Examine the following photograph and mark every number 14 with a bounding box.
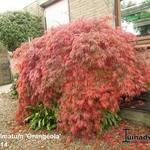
[1,142,8,148]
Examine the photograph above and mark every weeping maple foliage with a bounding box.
[13,18,150,139]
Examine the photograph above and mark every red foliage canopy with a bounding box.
[13,18,150,139]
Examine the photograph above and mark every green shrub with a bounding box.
[0,11,44,51]
[101,110,121,131]
[25,103,57,131]
[10,74,18,99]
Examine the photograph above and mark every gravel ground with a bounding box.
[0,93,108,150]
[0,93,149,150]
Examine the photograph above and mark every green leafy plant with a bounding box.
[0,11,43,51]
[101,110,121,131]
[25,103,57,131]
[10,74,18,99]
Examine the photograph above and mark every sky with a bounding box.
[0,0,145,13]
[0,0,36,13]
[124,0,144,2]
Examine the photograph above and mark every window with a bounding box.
[44,0,69,29]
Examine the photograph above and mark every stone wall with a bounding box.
[0,53,12,86]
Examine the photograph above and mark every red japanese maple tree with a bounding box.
[13,18,150,139]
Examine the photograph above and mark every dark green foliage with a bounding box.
[101,110,121,131]
[25,103,57,131]
[10,74,18,99]
[0,11,44,51]
[137,25,150,36]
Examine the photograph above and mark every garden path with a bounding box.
[0,84,12,94]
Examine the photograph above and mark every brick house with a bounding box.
[38,0,115,29]
[23,0,118,30]
[23,1,43,17]
[24,0,149,48]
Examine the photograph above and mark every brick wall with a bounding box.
[69,0,114,23]
[23,1,44,17]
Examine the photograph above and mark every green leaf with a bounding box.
[25,103,57,132]
[26,105,34,110]
[46,123,51,131]
[24,114,34,123]
[38,119,42,129]
[42,118,45,127]
[30,120,38,130]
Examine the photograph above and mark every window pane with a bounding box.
[121,0,150,36]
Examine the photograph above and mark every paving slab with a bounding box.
[0,83,12,94]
